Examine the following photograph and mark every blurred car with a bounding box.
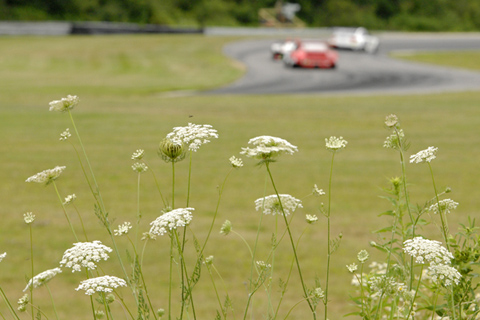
[283,41,338,68]
[270,39,297,59]
[328,27,379,53]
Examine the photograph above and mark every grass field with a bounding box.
[1,34,480,319]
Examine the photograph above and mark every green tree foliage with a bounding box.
[1,0,480,31]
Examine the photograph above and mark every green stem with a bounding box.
[72,203,89,241]
[52,181,79,241]
[29,223,34,320]
[173,230,196,320]
[168,237,173,320]
[324,152,335,320]
[172,162,175,209]
[428,163,450,250]
[0,286,21,320]
[45,284,59,320]
[206,264,225,319]
[146,162,166,207]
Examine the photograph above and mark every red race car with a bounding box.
[283,41,338,69]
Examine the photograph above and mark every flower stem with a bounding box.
[0,286,20,320]
[45,284,59,320]
[428,163,450,250]
[52,181,79,241]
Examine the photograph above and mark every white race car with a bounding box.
[328,27,379,53]
[270,39,297,59]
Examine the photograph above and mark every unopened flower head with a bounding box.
[60,240,112,272]
[385,114,399,128]
[325,136,348,152]
[114,222,132,236]
[313,184,325,197]
[0,252,6,262]
[131,149,145,160]
[383,129,405,150]
[410,146,438,164]
[141,232,157,241]
[403,237,453,265]
[314,287,325,299]
[240,135,298,161]
[427,264,461,286]
[158,138,185,163]
[167,123,218,152]
[95,311,105,319]
[347,263,358,273]
[23,212,35,224]
[149,208,194,236]
[428,199,458,215]
[204,255,214,265]
[59,128,71,141]
[49,95,79,112]
[255,194,303,216]
[23,268,62,292]
[229,156,243,168]
[26,166,66,185]
[76,275,127,295]
[63,194,77,205]
[132,162,148,173]
[17,294,29,312]
[220,220,232,235]
[256,260,272,270]
[357,250,370,263]
[306,214,318,224]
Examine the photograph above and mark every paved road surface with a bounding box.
[207,33,480,95]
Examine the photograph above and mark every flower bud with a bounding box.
[158,138,185,163]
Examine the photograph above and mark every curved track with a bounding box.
[207,34,480,95]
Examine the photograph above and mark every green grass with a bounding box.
[392,50,480,71]
[1,34,480,319]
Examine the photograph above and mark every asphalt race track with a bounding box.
[207,33,480,95]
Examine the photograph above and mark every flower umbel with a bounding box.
[229,156,243,168]
[383,129,405,150]
[220,220,232,235]
[428,199,459,215]
[60,240,113,272]
[23,212,35,224]
[306,214,318,224]
[167,123,218,152]
[313,184,325,196]
[255,194,303,216]
[114,222,132,236]
[427,264,461,286]
[385,114,399,128]
[347,263,358,273]
[0,252,6,262]
[149,208,194,236]
[357,250,370,263]
[59,128,71,141]
[410,146,438,164]
[240,135,298,162]
[403,237,453,265]
[23,268,62,292]
[25,166,66,185]
[63,194,77,205]
[325,136,348,152]
[158,138,185,163]
[132,162,148,173]
[76,275,127,295]
[17,294,29,312]
[131,149,145,160]
[48,95,79,112]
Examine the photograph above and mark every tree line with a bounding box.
[2,0,480,31]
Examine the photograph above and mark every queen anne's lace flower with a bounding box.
[357,250,370,263]
[131,149,145,160]
[17,294,29,312]
[347,263,358,273]
[312,184,325,196]
[63,194,76,205]
[306,214,318,224]
[220,220,232,235]
[325,136,348,152]
[49,95,79,112]
[167,123,218,152]
[385,114,399,128]
[403,237,453,265]
[149,208,194,236]
[26,166,66,185]
[428,199,459,215]
[60,241,112,272]
[23,268,62,292]
[114,222,132,236]
[229,156,243,168]
[0,252,6,262]
[59,128,71,141]
[76,276,127,295]
[240,136,298,160]
[427,264,461,286]
[23,212,35,224]
[255,194,303,216]
[383,129,405,149]
[410,146,438,164]
[132,162,148,173]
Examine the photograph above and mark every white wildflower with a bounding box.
[314,287,325,299]
[229,156,243,168]
[149,208,194,236]
[60,241,112,272]
[347,263,358,273]
[131,149,145,160]
[59,128,71,141]
[357,250,370,263]
[240,135,298,160]
[403,237,453,265]
[63,194,77,205]
[23,212,35,224]
[0,252,6,262]
[385,114,399,128]
[306,214,318,224]
[220,220,232,235]
[132,162,148,173]
[313,184,325,196]
[325,136,348,152]
[76,276,127,295]
[410,146,438,164]
[427,264,462,286]
[256,261,272,269]
[23,268,62,291]
[255,194,303,216]
[49,95,79,112]
[114,222,132,236]
[26,166,66,185]
[167,123,218,152]
[17,294,29,312]
[428,199,458,215]
[383,129,405,149]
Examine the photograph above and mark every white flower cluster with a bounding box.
[76,275,127,295]
[383,129,405,149]
[23,268,62,292]
[255,194,303,216]
[60,241,112,272]
[240,135,298,160]
[306,214,318,224]
[25,166,66,184]
[427,264,462,286]
[0,252,6,262]
[167,123,218,152]
[63,194,77,205]
[410,146,438,164]
[403,237,453,265]
[49,95,79,112]
[59,128,71,141]
[325,136,348,152]
[114,222,132,236]
[428,199,459,215]
[23,212,35,224]
[149,208,194,236]
[229,156,243,168]
[132,162,148,173]
[312,184,325,196]
[131,149,145,160]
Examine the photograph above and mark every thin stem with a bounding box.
[45,284,59,320]
[72,203,89,241]
[145,162,166,207]
[0,286,21,320]
[29,223,34,320]
[324,152,335,320]
[428,163,450,250]
[172,162,175,209]
[52,181,79,241]
[168,238,173,320]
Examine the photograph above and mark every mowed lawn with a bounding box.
[1,34,480,319]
